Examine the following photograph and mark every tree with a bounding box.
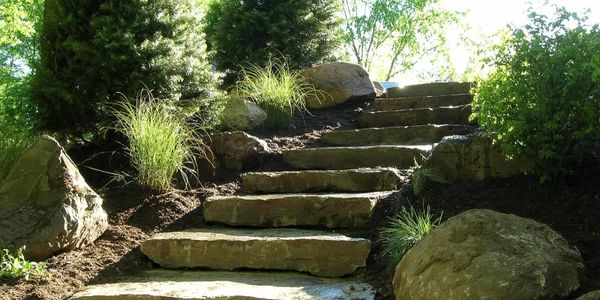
[342,0,459,80]
[0,0,44,181]
[32,0,220,136]
[203,0,342,83]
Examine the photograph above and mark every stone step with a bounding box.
[70,270,375,300]
[282,145,431,170]
[204,191,393,228]
[386,82,471,98]
[320,125,473,146]
[141,229,371,277]
[371,94,472,111]
[243,168,402,193]
[358,105,472,127]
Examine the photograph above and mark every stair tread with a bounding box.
[70,270,375,300]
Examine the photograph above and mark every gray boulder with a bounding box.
[393,209,583,300]
[220,96,267,130]
[301,62,376,109]
[0,135,108,260]
[205,131,270,171]
[424,134,534,181]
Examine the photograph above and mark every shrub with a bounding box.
[472,7,600,181]
[203,0,341,82]
[379,205,442,267]
[236,61,314,128]
[33,0,220,136]
[0,248,47,280]
[112,90,204,191]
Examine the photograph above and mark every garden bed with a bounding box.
[1,99,598,300]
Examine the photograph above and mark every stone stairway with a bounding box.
[71,82,474,300]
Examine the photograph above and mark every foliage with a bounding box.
[0,0,42,182]
[112,90,205,191]
[203,0,342,83]
[33,0,220,137]
[236,61,315,128]
[342,0,460,80]
[0,248,47,280]
[472,7,600,181]
[379,205,442,266]
[410,158,446,196]
[0,0,44,75]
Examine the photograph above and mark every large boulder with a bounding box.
[205,131,270,171]
[220,96,267,130]
[301,62,376,109]
[577,291,600,300]
[393,209,583,300]
[0,135,108,260]
[424,134,534,181]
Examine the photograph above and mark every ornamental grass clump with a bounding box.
[410,158,447,196]
[237,61,315,128]
[112,90,202,191]
[379,205,442,267]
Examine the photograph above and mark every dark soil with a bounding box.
[2,98,599,299]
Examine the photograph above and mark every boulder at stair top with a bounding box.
[302,62,376,109]
[220,96,267,131]
[423,133,534,182]
[0,135,108,260]
[393,209,583,300]
[206,131,271,171]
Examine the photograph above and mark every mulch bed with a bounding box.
[2,98,598,299]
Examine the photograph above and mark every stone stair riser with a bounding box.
[204,192,392,228]
[320,125,473,146]
[371,94,472,111]
[141,229,371,277]
[386,82,471,98]
[243,168,402,193]
[283,146,430,170]
[358,106,472,127]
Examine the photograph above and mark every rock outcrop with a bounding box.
[301,62,376,108]
[424,134,534,181]
[220,96,267,130]
[205,131,270,171]
[0,135,108,260]
[393,209,583,300]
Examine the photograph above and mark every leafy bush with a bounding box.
[236,61,314,128]
[203,0,341,82]
[112,90,204,191]
[472,7,600,180]
[1,248,47,280]
[33,0,220,136]
[379,205,442,267]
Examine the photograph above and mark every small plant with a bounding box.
[379,205,442,267]
[236,61,315,128]
[410,158,447,196]
[0,248,47,280]
[112,90,204,191]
